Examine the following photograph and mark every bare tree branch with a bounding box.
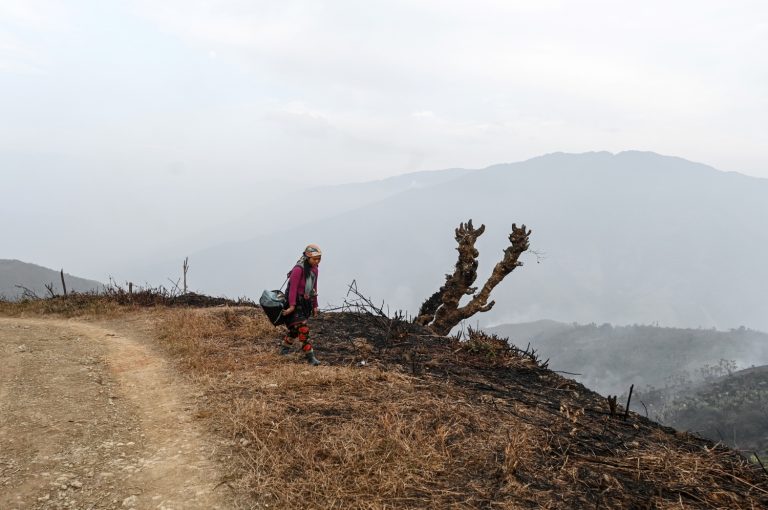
[14,285,40,300]
[415,219,532,335]
[167,278,182,296]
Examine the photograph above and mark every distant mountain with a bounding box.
[141,151,768,332]
[187,167,475,246]
[486,320,768,397]
[0,260,104,299]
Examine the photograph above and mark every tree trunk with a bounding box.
[60,269,68,298]
[415,220,531,335]
[183,257,189,294]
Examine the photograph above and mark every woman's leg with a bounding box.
[281,322,319,364]
[280,324,297,354]
[296,323,320,365]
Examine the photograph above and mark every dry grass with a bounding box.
[155,309,554,509]
[222,376,545,509]
[0,293,130,318]
[0,290,251,319]
[4,295,767,509]
[154,308,768,509]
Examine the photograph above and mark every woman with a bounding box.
[280,244,322,365]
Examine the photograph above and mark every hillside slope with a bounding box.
[2,295,766,508]
[0,259,103,299]
[160,308,768,508]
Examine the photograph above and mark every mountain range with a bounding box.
[138,151,767,332]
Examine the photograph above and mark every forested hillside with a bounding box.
[486,321,768,397]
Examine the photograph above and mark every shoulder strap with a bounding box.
[281,263,304,292]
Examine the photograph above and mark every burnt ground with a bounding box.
[308,312,768,508]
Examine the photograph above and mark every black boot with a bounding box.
[306,350,321,366]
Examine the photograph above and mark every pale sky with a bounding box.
[2,0,767,275]
[3,1,768,180]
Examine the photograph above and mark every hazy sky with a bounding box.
[3,1,767,181]
[2,1,767,276]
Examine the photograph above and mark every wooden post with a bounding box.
[60,269,68,297]
[623,384,634,421]
[128,282,133,295]
[183,257,189,294]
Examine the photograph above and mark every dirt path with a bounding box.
[0,317,233,510]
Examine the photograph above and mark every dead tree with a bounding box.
[624,384,634,421]
[60,269,68,297]
[415,220,531,335]
[607,395,618,417]
[182,257,189,294]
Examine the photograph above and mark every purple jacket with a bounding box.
[287,264,319,308]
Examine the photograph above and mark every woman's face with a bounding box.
[308,255,321,267]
